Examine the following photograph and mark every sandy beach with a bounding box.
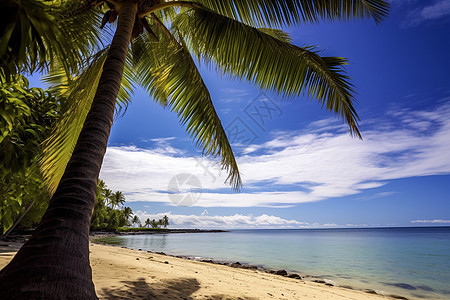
[0,241,399,300]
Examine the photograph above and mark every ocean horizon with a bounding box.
[101,226,450,299]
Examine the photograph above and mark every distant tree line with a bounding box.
[143,215,169,228]
[90,180,133,231]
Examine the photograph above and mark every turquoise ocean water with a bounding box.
[104,227,450,299]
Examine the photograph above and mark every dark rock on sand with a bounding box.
[313,280,326,284]
[365,289,378,294]
[340,285,354,290]
[389,295,409,300]
[276,270,288,276]
[241,265,258,270]
[288,274,302,279]
[325,283,334,287]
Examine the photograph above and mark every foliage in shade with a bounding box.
[0,74,58,233]
[0,0,101,79]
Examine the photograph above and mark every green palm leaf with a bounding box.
[132,16,241,189]
[193,0,389,26]
[257,28,292,43]
[174,8,361,137]
[0,0,101,78]
[40,49,134,193]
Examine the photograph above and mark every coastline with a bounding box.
[1,236,407,299]
[93,238,411,300]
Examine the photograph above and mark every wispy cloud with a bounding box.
[101,102,450,207]
[141,136,184,155]
[149,137,176,143]
[411,219,450,224]
[218,88,249,103]
[400,0,450,27]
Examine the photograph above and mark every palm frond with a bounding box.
[115,52,136,116]
[131,17,241,189]
[40,49,108,193]
[40,47,135,193]
[174,8,361,138]
[257,28,291,43]
[193,0,389,26]
[0,0,102,78]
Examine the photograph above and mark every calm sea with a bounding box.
[102,227,450,299]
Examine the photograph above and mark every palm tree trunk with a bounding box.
[0,3,137,299]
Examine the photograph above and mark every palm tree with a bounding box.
[0,0,99,80]
[109,190,125,209]
[161,215,169,228]
[144,218,151,228]
[0,0,389,298]
[103,188,113,207]
[123,206,133,225]
[131,215,141,227]
[150,219,159,229]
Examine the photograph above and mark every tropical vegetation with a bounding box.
[0,0,389,298]
[0,74,59,236]
[90,180,133,231]
[143,215,169,228]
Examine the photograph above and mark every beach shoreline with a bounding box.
[0,235,409,300]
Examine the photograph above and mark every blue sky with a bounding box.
[48,1,450,228]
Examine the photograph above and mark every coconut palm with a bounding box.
[109,190,125,209]
[123,206,133,225]
[102,187,111,204]
[0,0,100,80]
[144,218,151,228]
[131,215,141,227]
[150,219,159,229]
[0,0,389,298]
[161,215,169,228]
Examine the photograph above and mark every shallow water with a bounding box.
[102,227,450,299]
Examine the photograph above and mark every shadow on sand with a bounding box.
[99,277,258,300]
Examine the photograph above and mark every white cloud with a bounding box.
[411,219,450,224]
[134,211,312,229]
[100,102,450,207]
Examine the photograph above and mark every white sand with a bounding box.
[0,242,395,299]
